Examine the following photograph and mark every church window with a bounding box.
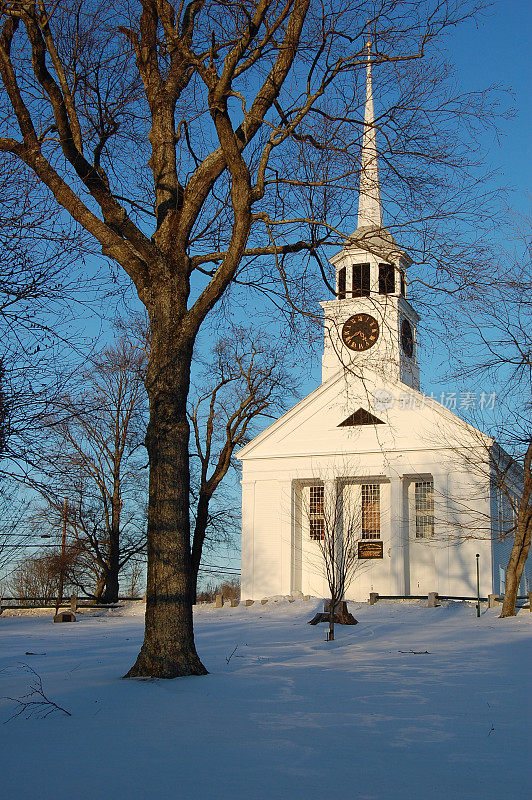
[415,481,434,538]
[379,263,395,295]
[400,270,406,296]
[352,263,370,297]
[361,484,380,539]
[309,485,325,540]
[310,518,325,541]
[337,267,346,300]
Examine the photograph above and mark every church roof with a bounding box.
[344,224,409,262]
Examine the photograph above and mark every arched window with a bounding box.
[379,263,395,294]
[352,263,370,297]
[337,267,346,300]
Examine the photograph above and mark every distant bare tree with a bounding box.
[196,578,240,603]
[455,231,532,617]
[32,335,148,603]
[423,221,531,616]
[6,547,78,605]
[120,559,145,598]
[189,326,298,600]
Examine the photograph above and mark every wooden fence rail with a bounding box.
[0,595,144,611]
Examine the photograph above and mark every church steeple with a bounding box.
[358,38,383,230]
[321,34,420,392]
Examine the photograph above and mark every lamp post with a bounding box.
[476,553,481,618]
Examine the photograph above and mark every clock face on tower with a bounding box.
[341,314,380,352]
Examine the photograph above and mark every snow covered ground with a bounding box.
[0,599,530,800]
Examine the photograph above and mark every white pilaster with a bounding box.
[240,481,255,599]
[279,480,293,595]
[389,475,407,595]
[432,473,445,594]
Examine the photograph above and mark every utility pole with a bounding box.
[55,499,68,615]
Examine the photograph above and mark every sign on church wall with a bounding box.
[358,541,384,559]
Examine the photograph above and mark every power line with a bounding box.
[200,561,240,571]
[198,568,240,576]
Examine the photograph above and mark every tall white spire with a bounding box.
[357,37,383,229]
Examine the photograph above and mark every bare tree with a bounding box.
[6,547,78,605]
[450,232,532,617]
[492,439,531,617]
[31,335,148,603]
[189,325,298,600]
[196,577,240,603]
[121,559,145,597]
[300,477,367,641]
[0,157,88,348]
[0,1,503,677]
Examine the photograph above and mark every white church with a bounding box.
[238,44,526,603]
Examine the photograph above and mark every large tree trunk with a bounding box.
[125,313,207,678]
[500,441,532,618]
[500,518,531,617]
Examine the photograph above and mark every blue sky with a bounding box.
[448,0,531,216]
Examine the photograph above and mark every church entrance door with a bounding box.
[409,540,436,595]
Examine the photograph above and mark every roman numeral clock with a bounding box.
[341,313,380,352]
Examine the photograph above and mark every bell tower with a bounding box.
[321,39,420,390]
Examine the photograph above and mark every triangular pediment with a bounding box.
[236,366,492,461]
[338,408,384,427]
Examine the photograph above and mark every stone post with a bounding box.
[427,591,439,608]
[488,593,499,609]
[215,594,223,608]
[70,594,77,613]
[369,592,379,605]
